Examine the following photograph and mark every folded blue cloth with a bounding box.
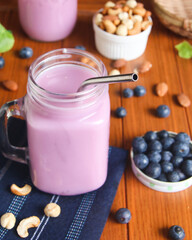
[0,119,128,240]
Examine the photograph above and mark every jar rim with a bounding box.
[28,48,107,102]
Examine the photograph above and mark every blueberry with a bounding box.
[133,153,149,169]
[157,130,169,139]
[134,85,146,97]
[175,132,190,143]
[181,159,192,177]
[174,169,186,181]
[19,47,33,59]
[147,151,161,163]
[156,105,170,118]
[168,225,185,240]
[148,140,162,152]
[161,161,173,173]
[115,107,127,118]
[145,162,161,179]
[123,88,134,98]
[144,131,158,142]
[115,208,131,224]
[157,173,168,182]
[0,56,5,69]
[167,171,180,182]
[172,142,190,157]
[184,152,192,160]
[75,45,86,50]
[132,137,147,153]
[161,137,175,150]
[171,156,183,168]
[161,151,173,161]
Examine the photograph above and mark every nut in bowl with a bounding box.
[93,0,152,60]
[130,131,192,192]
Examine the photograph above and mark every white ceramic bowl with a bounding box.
[93,13,152,60]
[130,131,192,193]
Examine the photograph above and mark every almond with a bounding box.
[177,93,191,107]
[2,80,18,91]
[103,15,119,22]
[112,59,127,68]
[156,82,168,97]
[138,61,152,73]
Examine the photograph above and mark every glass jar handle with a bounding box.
[0,97,28,164]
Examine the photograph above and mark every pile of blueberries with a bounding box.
[132,130,192,182]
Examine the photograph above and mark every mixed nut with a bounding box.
[0,183,61,238]
[95,0,152,36]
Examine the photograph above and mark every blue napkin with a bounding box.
[0,118,128,240]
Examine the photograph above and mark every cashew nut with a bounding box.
[116,24,128,36]
[44,203,61,218]
[17,216,40,238]
[10,184,32,196]
[105,1,115,8]
[103,20,117,34]
[108,8,122,16]
[141,20,152,31]
[133,7,146,17]
[109,69,121,76]
[95,13,103,25]
[0,213,16,230]
[128,21,141,35]
[126,0,137,9]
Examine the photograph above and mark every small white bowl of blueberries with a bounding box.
[130,130,192,192]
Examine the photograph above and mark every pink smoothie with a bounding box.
[18,0,77,42]
[25,64,110,195]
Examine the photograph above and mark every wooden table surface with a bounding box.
[0,0,192,239]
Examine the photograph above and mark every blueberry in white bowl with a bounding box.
[130,131,192,192]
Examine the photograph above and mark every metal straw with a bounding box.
[77,73,138,92]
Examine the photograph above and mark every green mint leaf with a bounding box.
[0,23,15,53]
[175,41,192,59]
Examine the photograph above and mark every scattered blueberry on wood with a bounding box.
[156,105,170,118]
[115,208,131,224]
[168,225,185,240]
[134,85,146,97]
[123,88,134,98]
[19,47,33,59]
[115,107,127,118]
[75,45,86,50]
[0,56,5,69]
